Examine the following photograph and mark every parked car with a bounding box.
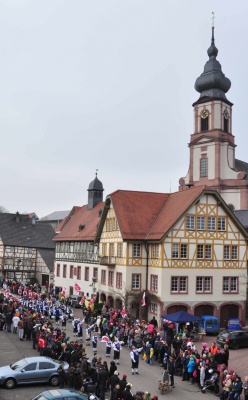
[68,295,82,308]
[32,389,90,400]
[227,318,242,330]
[217,330,248,349]
[0,356,69,389]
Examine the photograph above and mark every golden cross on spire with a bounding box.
[212,12,215,28]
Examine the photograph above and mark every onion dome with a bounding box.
[194,27,231,102]
[88,173,104,191]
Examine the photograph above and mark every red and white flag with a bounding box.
[121,308,127,318]
[141,291,146,307]
[74,283,82,292]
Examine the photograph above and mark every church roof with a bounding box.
[194,27,231,104]
[235,159,248,181]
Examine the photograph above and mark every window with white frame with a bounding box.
[57,264,60,277]
[218,217,226,231]
[197,216,206,230]
[171,276,187,293]
[132,274,141,290]
[151,244,159,259]
[223,277,238,293]
[85,267,89,281]
[117,243,123,258]
[196,277,212,293]
[205,245,212,259]
[77,266,81,280]
[231,246,238,260]
[133,244,141,258]
[109,243,115,257]
[197,245,204,259]
[150,303,158,314]
[186,215,195,230]
[181,244,188,259]
[93,267,98,282]
[108,271,114,286]
[63,265,67,278]
[197,244,212,259]
[172,244,179,259]
[116,272,122,289]
[207,216,216,231]
[150,275,158,292]
[101,270,106,285]
[224,245,238,260]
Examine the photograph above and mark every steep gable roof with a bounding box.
[0,213,56,248]
[110,190,169,240]
[147,186,205,239]
[54,202,104,241]
[96,186,248,242]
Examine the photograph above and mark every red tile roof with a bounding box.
[110,190,169,240]
[109,186,213,240]
[54,202,103,241]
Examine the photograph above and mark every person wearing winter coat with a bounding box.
[168,355,175,388]
[111,383,121,400]
[221,375,233,400]
[119,374,128,396]
[187,357,196,384]
[122,383,134,400]
[242,376,248,400]
[229,376,243,400]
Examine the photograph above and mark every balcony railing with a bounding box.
[99,256,116,267]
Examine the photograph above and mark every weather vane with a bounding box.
[95,168,99,177]
[212,12,215,28]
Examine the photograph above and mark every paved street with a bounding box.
[0,309,247,400]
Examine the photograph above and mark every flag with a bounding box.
[121,308,127,318]
[80,295,86,305]
[141,291,146,306]
[74,283,82,292]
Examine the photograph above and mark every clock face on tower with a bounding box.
[201,109,209,119]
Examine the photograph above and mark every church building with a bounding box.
[179,25,248,211]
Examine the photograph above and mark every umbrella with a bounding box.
[101,336,110,342]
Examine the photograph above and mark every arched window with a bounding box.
[223,109,229,133]
[201,110,209,132]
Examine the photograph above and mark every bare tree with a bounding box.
[0,206,8,213]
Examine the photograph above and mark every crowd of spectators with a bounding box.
[0,279,248,400]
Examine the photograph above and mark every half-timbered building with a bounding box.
[53,174,104,297]
[95,187,248,327]
[0,212,55,285]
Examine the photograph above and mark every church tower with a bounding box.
[87,173,104,210]
[179,25,248,210]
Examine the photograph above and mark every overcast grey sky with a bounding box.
[0,0,248,217]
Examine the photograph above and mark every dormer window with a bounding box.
[223,109,229,133]
[201,109,209,132]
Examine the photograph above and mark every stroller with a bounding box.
[201,371,219,394]
[158,369,171,395]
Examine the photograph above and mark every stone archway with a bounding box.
[115,298,122,309]
[220,304,239,328]
[108,295,114,308]
[167,304,188,314]
[100,292,106,302]
[194,304,214,317]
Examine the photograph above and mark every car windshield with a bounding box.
[10,359,28,370]
[32,396,48,400]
